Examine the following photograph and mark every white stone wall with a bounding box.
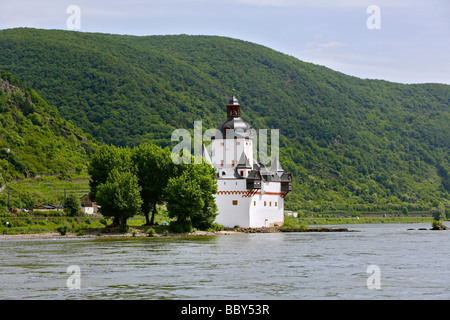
[214,179,284,228]
[214,178,250,227]
[248,181,284,227]
[81,206,94,215]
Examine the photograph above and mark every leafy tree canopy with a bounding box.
[95,168,142,227]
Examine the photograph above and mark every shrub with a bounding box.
[11,220,27,227]
[36,219,47,225]
[431,204,446,221]
[207,223,224,232]
[64,194,81,217]
[169,220,193,233]
[56,225,68,235]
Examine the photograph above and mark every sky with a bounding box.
[0,0,449,85]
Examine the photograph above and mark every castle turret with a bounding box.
[211,95,254,172]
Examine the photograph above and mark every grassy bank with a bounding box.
[283,214,434,229]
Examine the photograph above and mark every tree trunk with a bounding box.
[144,211,150,226]
[142,203,151,225]
[150,202,157,225]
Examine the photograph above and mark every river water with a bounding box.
[0,223,449,300]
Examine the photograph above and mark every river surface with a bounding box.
[1,223,449,300]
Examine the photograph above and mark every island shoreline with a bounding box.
[0,225,354,240]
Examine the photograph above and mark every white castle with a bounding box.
[203,95,292,228]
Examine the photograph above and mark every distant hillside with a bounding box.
[0,71,96,184]
[0,28,448,212]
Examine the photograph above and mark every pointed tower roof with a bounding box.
[270,156,284,172]
[236,152,252,168]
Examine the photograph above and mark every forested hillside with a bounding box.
[0,71,96,186]
[0,28,448,213]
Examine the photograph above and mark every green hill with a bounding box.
[0,71,96,207]
[0,28,448,213]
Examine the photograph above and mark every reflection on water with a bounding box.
[0,223,449,299]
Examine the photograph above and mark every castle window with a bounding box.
[231,160,235,167]
[254,201,256,206]
[275,202,278,207]
[269,202,272,206]
[240,170,244,176]
[232,200,238,205]
[220,160,224,167]
[264,201,266,206]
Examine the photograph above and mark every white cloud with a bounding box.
[301,41,345,53]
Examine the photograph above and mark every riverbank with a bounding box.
[0,225,357,240]
[1,215,443,240]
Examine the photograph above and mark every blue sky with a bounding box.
[1,0,449,84]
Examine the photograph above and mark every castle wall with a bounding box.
[214,178,250,227]
[248,181,284,227]
[214,179,285,228]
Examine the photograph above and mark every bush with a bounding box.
[147,227,156,236]
[431,220,447,230]
[431,203,446,221]
[56,225,68,235]
[11,220,27,227]
[169,220,193,233]
[65,194,81,217]
[207,223,224,232]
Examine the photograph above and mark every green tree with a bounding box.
[64,194,80,217]
[95,169,142,228]
[164,160,218,232]
[431,203,446,221]
[88,144,133,202]
[188,161,219,230]
[164,171,204,232]
[131,143,175,225]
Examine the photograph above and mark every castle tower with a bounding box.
[211,95,254,177]
[209,95,292,228]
